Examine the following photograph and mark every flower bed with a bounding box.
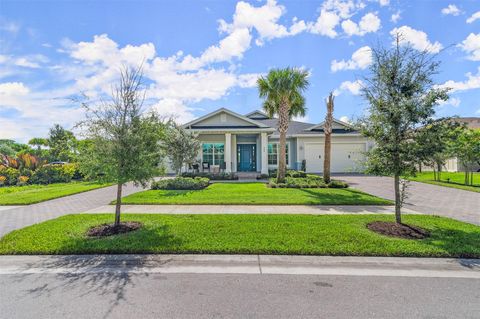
[151,177,210,190]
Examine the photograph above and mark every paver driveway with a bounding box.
[340,175,480,225]
[0,183,146,237]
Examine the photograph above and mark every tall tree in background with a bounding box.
[258,67,309,183]
[47,124,78,162]
[361,36,449,224]
[78,65,165,229]
[450,128,480,186]
[323,92,334,184]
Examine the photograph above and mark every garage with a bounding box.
[304,142,366,173]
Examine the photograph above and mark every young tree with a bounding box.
[361,36,449,224]
[450,128,480,185]
[163,122,201,175]
[323,92,334,184]
[78,65,165,228]
[258,67,309,183]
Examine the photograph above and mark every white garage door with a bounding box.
[305,143,366,173]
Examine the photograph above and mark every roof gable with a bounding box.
[245,110,270,120]
[183,108,269,129]
[305,118,354,131]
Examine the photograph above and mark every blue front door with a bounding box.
[237,144,256,172]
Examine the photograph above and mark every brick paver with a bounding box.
[340,175,480,225]
[0,183,145,237]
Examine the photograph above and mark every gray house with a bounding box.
[181,108,372,174]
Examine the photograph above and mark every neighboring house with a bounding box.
[179,108,372,174]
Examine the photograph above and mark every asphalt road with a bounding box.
[1,272,479,319]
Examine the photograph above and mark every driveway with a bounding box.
[340,175,480,225]
[0,183,146,237]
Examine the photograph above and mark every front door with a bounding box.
[237,144,256,171]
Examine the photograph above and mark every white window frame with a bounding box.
[268,142,290,168]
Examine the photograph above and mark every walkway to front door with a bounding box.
[237,144,256,172]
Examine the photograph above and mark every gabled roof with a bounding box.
[305,118,354,131]
[245,110,270,120]
[183,107,270,129]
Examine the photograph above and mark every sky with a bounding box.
[1,0,479,142]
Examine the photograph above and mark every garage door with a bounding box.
[305,143,366,173]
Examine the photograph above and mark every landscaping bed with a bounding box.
[407,172,480,193]
[1,214,479,257]
[0,182,110,205]
[119,182,391,205]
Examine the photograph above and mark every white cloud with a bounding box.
[0,54,49,69]
[391,11,401,23]
[0,18,20,34]
[341,12,381,36]
[339,79,363,95]
[321,0,359,19]
[438,97,461,108]
[149,98,197,124]
[378,0,389,6]
[308,9,340,38]
[466,11,480,23]
[391,26,443,53]
[458,33,480,61]
[339,115,351,123]
[237,73,262,88]
[441,4,461,16]
[331,46,372,72]
[438,67,480,93]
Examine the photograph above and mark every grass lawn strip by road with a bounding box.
[0,182,111,205]
[1,214,478,258]
[120,183,391,205]
[407,172,480,193]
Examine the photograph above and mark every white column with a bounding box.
[225,133,232,172]
[231,134,237,172]
[261,132,268,174]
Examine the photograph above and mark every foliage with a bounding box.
[269,169,307,178]
[181,171,238,180]
[0,139,32,156]
[30,164,76,184]
[360,36,449,223]
[77,65,165,226]
[163,122,201,175]
[0,167,20,186]
[17,176,29,186]
[258,67,310,183]
[0,176,6,186]
[151,177,209,190]
[47,124,78,162]
[268,174,348,188]
[327,180,349,188]
[449,128,480,186]
[3,214,479,257]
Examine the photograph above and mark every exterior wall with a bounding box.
[193,112,255,127]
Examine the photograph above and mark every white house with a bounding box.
[180,108,372,174]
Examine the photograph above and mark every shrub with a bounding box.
[17,175,29,186]
[0,167,20,186]
[30,164,75,184]
[328,180,349,188]
[151,177,210,190]
[181,172,238,180]
[0,176,6,186]
[256,174,270,180]
[269,169,307,178]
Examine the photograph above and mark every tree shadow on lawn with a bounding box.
[12,225,182,319]
[420,226,480,259]
[298,188,388,205]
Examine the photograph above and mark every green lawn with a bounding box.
[407,172,480,193]
[0,182,111,205]
[120,183,392,205]
[1,214,479,257]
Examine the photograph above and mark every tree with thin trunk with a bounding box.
[78,65,165,228]
[360,35,449,224]
[257,67,309,183]
[323,92,334,184]
[163,122,201,175]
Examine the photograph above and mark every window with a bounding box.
[268,143,289,165]
[202,143,224,165]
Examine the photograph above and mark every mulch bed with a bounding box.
[87,221,143,237]
[367,221,430,239]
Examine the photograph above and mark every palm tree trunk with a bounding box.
[277,101,289,183]
[323,93,334,184]
[114,182,122,226]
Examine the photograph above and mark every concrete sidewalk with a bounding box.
[1,254,478,278]
[84,204,418,215]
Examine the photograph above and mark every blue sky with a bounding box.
[1,0,479,142]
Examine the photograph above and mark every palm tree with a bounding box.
[257,67,309,183]
[323,92,334,184]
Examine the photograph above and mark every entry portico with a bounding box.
[183,108,275,174]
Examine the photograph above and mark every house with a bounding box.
[180,108,372,174]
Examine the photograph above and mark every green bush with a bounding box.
[0,167,20,186]
[328,180,349,188]
[181,172,238,180]
[30,164,75,184]
[151,177,210,190]
[269,169,307,178]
